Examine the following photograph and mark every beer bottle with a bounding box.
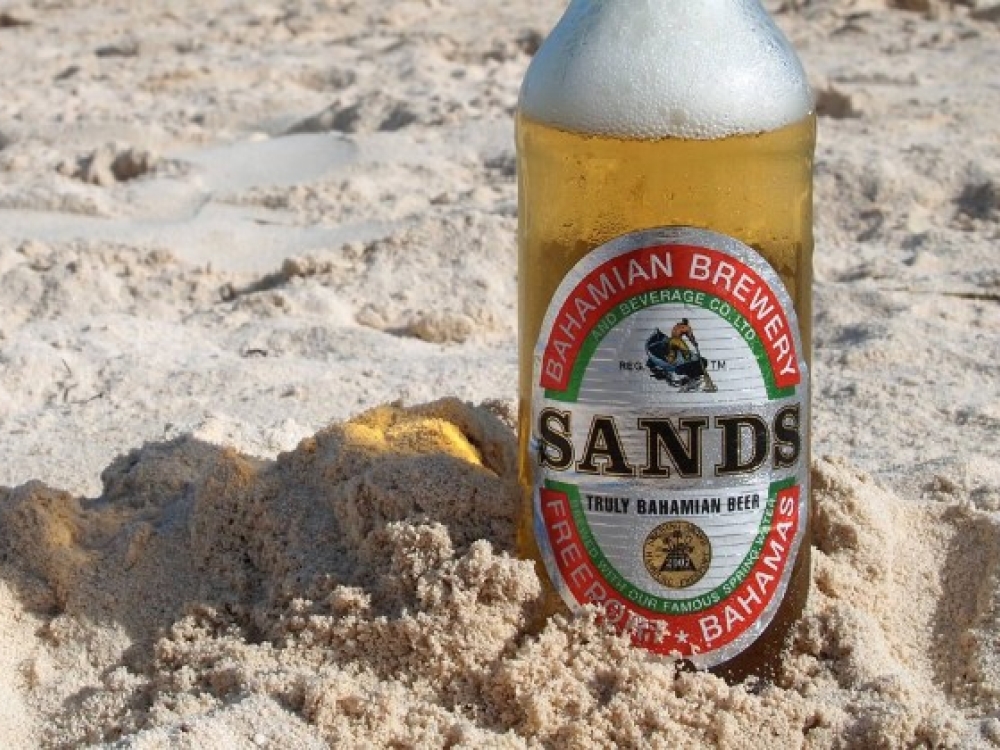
[516,0,815,681]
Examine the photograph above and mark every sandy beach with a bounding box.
[1,0,999,746]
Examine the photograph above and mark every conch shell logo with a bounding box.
[643,521,712,589]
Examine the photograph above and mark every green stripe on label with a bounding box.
[544,287,793,403]
[545,477,795,615]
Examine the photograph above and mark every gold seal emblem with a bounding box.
[643,521,712,589]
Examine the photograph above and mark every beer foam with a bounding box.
[519,0,813,139]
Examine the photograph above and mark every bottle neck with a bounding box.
[566,0,763,18]
[520,0,811,140]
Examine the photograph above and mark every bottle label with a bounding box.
[530,227,809,668]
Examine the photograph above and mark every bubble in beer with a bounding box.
[519,0,813,139]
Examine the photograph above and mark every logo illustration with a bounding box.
[643,521,712,589]
[645,318,717,392]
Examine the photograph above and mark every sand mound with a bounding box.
[1,401,998,748]
[58,144,159,187]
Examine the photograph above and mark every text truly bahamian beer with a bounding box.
[516,0,815,680]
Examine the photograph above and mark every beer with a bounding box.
[517,0,815,681]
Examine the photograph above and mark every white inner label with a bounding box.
[530,227,809,668]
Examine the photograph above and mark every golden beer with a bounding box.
[517,0,815,681]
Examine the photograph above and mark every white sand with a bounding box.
[0,0,999,747]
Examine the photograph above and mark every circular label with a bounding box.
[643,521,712,589]
[530,226,809,668]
